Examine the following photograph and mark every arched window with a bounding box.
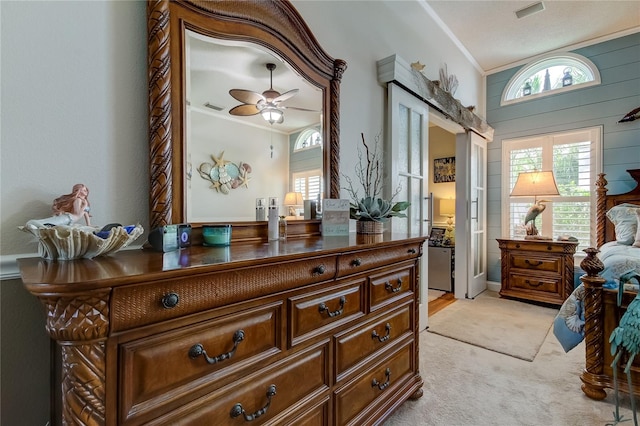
[501,53,600,106]
[294,128,322,151]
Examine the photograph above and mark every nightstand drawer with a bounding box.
[509,253,561,274]
[510,273,560,293]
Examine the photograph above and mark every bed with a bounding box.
[554,169,640,400]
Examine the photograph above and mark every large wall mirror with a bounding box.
[148,0,346,239]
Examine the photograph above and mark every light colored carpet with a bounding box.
[427,291,558,361]
[427,289,446,302]
[383,315,635,425]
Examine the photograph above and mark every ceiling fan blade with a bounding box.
[229,104,261,116]
[281,105,321,113]
[229,89,264,105]
[273,89,299,104]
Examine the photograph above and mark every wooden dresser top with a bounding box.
[18,233,426,292]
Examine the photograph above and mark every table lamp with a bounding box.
[284,192,304,217]
[440,198,455,244]
[510,170,559,239]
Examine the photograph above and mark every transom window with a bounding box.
[501,53,600,106]
[502,127,602,251]
[294,129,322,151]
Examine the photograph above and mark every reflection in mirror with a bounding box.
[186,31,323,222]
[147,0,346,235]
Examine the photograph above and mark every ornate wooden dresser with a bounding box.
[19,234,426,425]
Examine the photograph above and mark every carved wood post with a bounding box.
[148,0,173,229]
[41,291,110,425]
[329,59,347,199]
[579,248,608,400]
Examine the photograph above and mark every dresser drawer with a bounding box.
[369,265,414,311]
[509,253,561,274]
[336,243,421,278]
[145,341,330,426]
[509,273,560,294]
[119,303,282,424]
[111,255,337,331]
[334,339,414,426]
[289,280,365,347]
[334,301,413,381]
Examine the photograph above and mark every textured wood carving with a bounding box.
[580,273,607,400]
[41,291,110,425]
[147,0,173,229]
[595,173,608,248]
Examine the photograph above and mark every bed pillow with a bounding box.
[553,284,585,352]
[606,203,640,245]
[634,209,640,248]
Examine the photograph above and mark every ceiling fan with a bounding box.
[228,63,316,125]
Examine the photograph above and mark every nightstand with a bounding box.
[496,238,578,305]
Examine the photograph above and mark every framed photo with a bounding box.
[429,227,446,246]
[434,156,455,183]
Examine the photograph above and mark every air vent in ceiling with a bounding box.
[515,1,545,19]
[204,102,224,111]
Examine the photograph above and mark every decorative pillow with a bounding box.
[606,203,640,245]
[553,284,585,352]
[634,209,640,248]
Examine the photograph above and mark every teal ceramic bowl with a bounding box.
[202,225,231,246]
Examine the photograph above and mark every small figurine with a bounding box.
[25,183,92,230]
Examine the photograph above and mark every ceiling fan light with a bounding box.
[261,107,284,125]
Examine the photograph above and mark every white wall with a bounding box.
[0,1,482,424]
[292,0,483,203]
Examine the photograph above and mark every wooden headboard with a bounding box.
[596,169,640,246]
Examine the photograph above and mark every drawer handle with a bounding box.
[351,258,362,267]
[312,264,326,275]
[318,296,346,318]
[524,280,543,287]
[189,330,245,364]
[385,279,403,293]
[371,368,391,391]
[160,292,180,309]
[371,323,392,342]
[525,260,543,267]
[408,248,416,254]
[230,384,276,421]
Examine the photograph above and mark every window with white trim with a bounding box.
[294,129,322,151]
[292,169,322,201]
[502,127,601,251]
[501,53,600,106]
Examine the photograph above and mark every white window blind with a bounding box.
[292,169,322,201]
[502,127,601,251]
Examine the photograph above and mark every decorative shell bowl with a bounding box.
[20,224,144,260]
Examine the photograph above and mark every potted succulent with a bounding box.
[343,133,410,234]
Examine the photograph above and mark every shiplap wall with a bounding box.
[486,32,640,283]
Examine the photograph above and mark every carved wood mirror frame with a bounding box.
[147,0,346,239]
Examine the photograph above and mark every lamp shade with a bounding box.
[284,192,303,206]
[510,171,559,197]
[440,198,455,217]
[261,107,283,124]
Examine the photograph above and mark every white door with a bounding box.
[387,83,430,330]
[455,131,487,299]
